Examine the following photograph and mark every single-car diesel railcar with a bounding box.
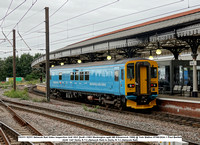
[50,58,158,109]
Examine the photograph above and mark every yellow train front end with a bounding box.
[125,59,158,109]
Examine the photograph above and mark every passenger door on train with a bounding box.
[120,68,125,95]
[135,62,150,95]
[113,67,120,95]
[140,66,147,94]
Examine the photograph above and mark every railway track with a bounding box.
[28,86,199,144]
[0,121,34,145]
[0,99,54,145]
[30,86,200,129]
[4,99,158,136]
[2,99,199,145]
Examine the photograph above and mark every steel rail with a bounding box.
[0,127,10,145]
[4,99,157,136]
[5,99,199,144]
[28,88,199,145]
[0,99,54,145]
[0,121,33,145]
[30,86,200,128]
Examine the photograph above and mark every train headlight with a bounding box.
[128,84,135,88]
[151,83,157,87]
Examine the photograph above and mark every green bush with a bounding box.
[3,89,29,100]
[26,79,40,85]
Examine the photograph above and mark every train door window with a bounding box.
[151,67,157,78]
[121,69,124,80]
[127,63,134,79]
[75,71,79,80]
[59,72,62,80]
[80,72,84,80]
[70,72,74,80]
[85,71,89,80]
[115,70,119,81]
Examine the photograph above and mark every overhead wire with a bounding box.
[50,0,69,17]
[0,0,27,21]
[17,31,32,50]
[29,0,187,48]
[0,0,38,45]
[50,0,184,35]
[23,0,184,39]
[22,0,119,36]
[42,3,200,48]
[1,29,13,47]
[22,0,70,35]
[5,0,38,37]
[0,0,14,28]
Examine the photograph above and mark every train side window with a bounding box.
[151,67,157,78]
[121,69,124,80]
[70,72,74,80]
[75,71,79,80]
[85,71,89,80]
[80,72,84,80]
[59,72,62,80]
[127,63,134,79]
[115,70,119,81]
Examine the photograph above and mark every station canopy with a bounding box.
[32,8,200,68]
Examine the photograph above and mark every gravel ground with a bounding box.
[16,110,100,136]
[0,104,19,129]
[12,104,141,136]
[0,88,199,144]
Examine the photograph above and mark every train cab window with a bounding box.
[151,67,157,78]
[121,69,124,80]
[115,70,119,81]
[75,72,79,80]
[80,72,84,80]
[70,72,74,80]
[127,63,134,79]
[85,71,89,80]
[59,72,62,80]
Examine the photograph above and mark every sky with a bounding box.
[0,0,200,59]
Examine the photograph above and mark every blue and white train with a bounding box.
[50,58,158,109]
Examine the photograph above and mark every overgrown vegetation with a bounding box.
[32,98,47,103]
[0,53,43,82]
[0,80,13,89]
[82,104,100,113]
[3,89,29,100]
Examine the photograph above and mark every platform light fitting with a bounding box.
[156,49,162,55]
[149,55,154,60]
[149,50,154,60]
[107,55,112,60]
[77,59,82,63]
[51,65,55,67]
[60,62,64,66]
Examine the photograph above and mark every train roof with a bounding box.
[51,58,149,70]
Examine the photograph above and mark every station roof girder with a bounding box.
[32,8,200,68]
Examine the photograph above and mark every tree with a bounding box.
[0,58,6,81]
[18,53,33,77]
[0,53,43,81]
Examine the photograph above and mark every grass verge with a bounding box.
[3,89,29,100]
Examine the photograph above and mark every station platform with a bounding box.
[35,84,200,118]
[157,94,200,118]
